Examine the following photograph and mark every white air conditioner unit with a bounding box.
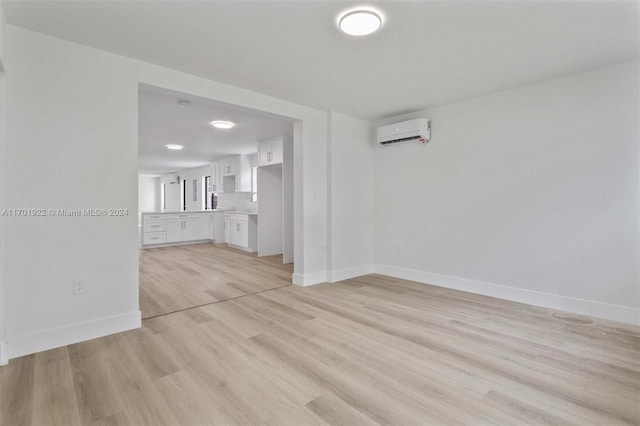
[377,118,431,146]
[167,175,180,184]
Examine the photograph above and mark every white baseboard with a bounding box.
[142,239,213,249]
[227,243,256,253]
[292,271,327,287]
[292,265,375,286]
[375,264,639,325]
[328,264,375,283]
[8,310,142,360]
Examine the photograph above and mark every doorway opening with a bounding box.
[137,84,297,319]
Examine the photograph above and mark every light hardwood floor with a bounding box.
[139,243,293,318]
[1,273,639,425]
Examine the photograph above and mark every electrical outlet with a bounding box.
[72,279,86,295]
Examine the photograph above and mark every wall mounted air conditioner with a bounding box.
[377,118,431,146]
[167,175,180,184]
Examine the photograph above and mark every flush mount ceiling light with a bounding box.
[210,120,235,129]
[338,10,382,36]
[165,144,184,150]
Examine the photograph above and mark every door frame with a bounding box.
[0,70,8,365]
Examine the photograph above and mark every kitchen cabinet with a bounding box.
[142,214,168,246]
[143,220,165,233]
[227,213,257,252]
[142,212,212,247]
[142,232,166,245]
[211,160,225,192]
[209,211,225,243]
[224,213,230,243]
[194,214,211,240]
[166,213,208,243]
[183,215,209,241]
[229,217,248,247]
[236,155,253,192]
[217,155,252,192]
[258,137,284,167]
[256,134,293,263]
[207,213,214,239]
[165,220,183,243]
[221,157,237,176]
[210,162,220,192]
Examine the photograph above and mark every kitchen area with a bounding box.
[137,85,295,318]
[140,136,292,258]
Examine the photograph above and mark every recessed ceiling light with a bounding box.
[165,144,184,150]
[339,10,382,36]
[211,121,235,129]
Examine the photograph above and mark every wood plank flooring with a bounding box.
[139,243,293,318]
[2,273,639,425]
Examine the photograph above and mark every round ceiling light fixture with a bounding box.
[165,144,184,150]
[338,10,382,36]
[210,120,235,129]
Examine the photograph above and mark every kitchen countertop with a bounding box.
[142,209,258,215]
[141,209,231,214]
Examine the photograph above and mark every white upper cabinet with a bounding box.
[236,155,252,192]
[258,137,284,167]
[222,157,237,176]
[212,155,252,193]
[210,162,219,192]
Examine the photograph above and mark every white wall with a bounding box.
[374,61,640,324]
[138,175,159,214]
[328,111,375,282]
[0,68,6,365]
[282,136,294,263]
[0,3,6,364]
[0,24,335,359]
[0,2,5,70]
[4,26,141,358]
[217,192,253,211]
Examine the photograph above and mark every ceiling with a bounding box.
[138,85,293,175]
[3,1,639,120]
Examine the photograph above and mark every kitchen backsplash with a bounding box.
[217,192,258,211]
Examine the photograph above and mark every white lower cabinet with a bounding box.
[166,220,183,243]
[227,213,257,252]
[143,232,166,245]
[142,212,214,247]
[229,216,248,247]
[182,218,203,242]
[144,220,166,232]
[212,211,225,243]
[224,213,231,243]
[190,215,210,241]
[167,214,209,243]
[208,213,214,240]
[142,214,168,246]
